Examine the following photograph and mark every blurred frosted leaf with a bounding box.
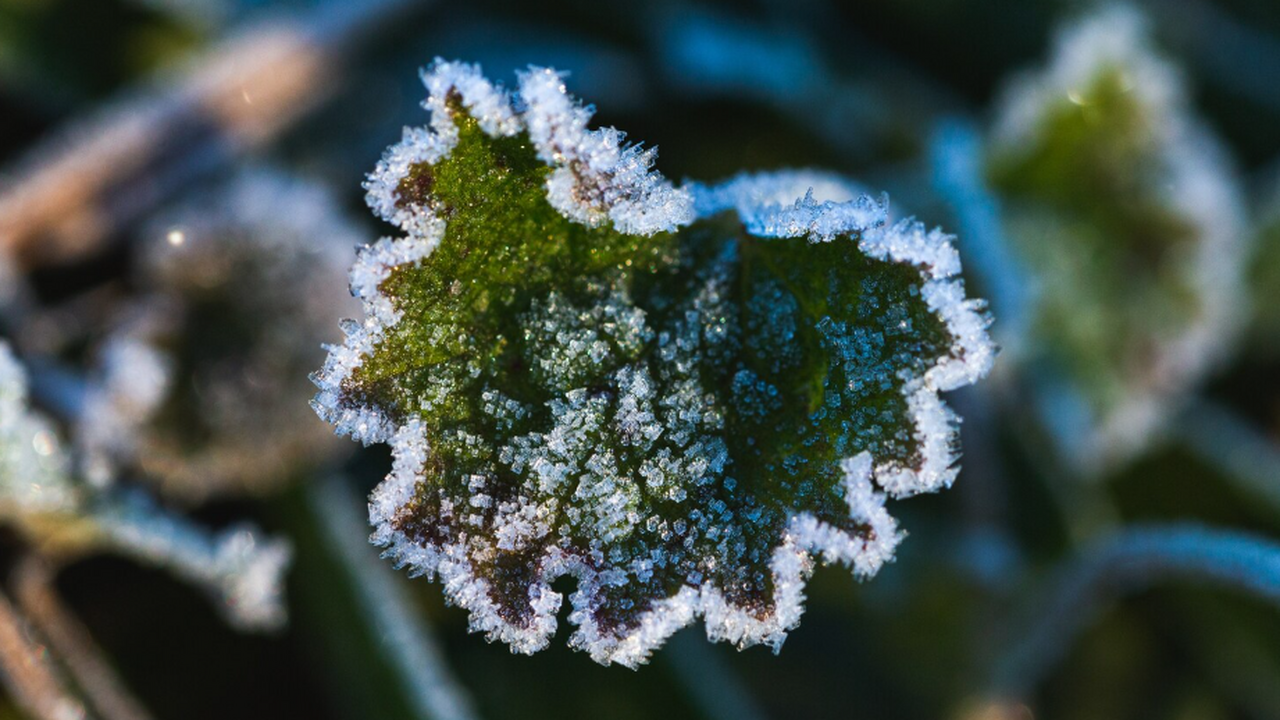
[0,340,290,630]
[78,168,361,501]
[987,5,1247,470]
[313,61,992,666]
[0,341,81,535]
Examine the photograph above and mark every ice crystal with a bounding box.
[79,168,361,500]
[987,5,1246,469]
[314,60,993,666]
[0,340,291,631]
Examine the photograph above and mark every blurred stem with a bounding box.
[929,120,1126,550]
[929,119,1033,357]
[0,587,85,720]
[990,525,1280,699]
[1174,397,1280,514]
[0,0,426,270]
[307,476,478,720]
[645,6,957,163]
[661,630,769,720]
[12,556,153,720]
[1148,0,1280,117]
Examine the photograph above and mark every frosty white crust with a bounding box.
[314,62,993,666]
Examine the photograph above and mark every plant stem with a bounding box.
[0,587,85,720]
[929,119,1033,355]
[307,476,478,720]
[1173,397,1280,514]
[991,524,1280,698]
[1149,0,1280,117]
[12,556,154,720]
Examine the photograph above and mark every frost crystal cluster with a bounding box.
[80,169,361,500]
[313,61,993,666]
[987,6,1245,468]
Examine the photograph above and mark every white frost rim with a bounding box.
[376,425,904,668]
[691,170,995,496]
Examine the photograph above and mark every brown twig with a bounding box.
[13,557,153,720]
[0,586,85,720]
[0,0,423,270]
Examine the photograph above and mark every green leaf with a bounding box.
[313,61,993,666]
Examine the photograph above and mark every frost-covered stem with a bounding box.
[0,0,422,269]
[1173,398,1280,514]
[84,491,291,633]
[13,556,154,720]
[662,630,769,720]
[929,119,1033,354]
[307,476,477,720]
[0,588,85,720]
[991,524,1280,698]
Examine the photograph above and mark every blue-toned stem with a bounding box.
[0,588,86,720]
[1150,0,1280,117]
[87,489,291,633]
[1174,398,1280,514]
[991,524,1280,697]
[652,7,956,162]
[308,476,478,720]
[929,119,1033,356]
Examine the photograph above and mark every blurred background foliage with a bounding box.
[2,0,1280,719]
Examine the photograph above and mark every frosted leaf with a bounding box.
[314,61,992,667]
[987,5,1246,470]
[0,340,291,630]
[79,168,362,501]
